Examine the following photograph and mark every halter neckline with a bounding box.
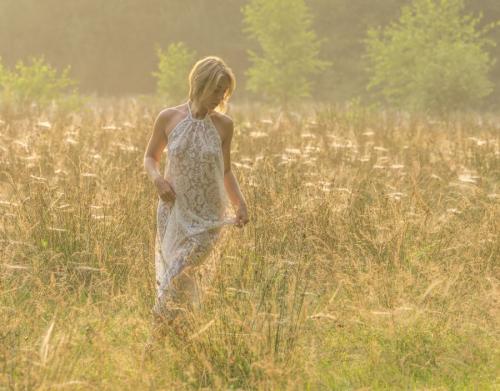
[187,101,208,121]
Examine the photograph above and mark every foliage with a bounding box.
[0,56,80,117]
[365,0,498,114]
[242,0,330,107]
[152,42,197,104]
[308,0,405,101]
[0,0,499,105]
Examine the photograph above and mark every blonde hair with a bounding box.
[188,56,236,113]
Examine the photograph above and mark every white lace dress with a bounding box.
[153,102,236,315]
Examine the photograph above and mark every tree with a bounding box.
[309,0,406,101]
[365,0,497,114]
[152,42,197,104]
[242,0,330,108]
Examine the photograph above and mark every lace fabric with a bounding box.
[153,102,236,315]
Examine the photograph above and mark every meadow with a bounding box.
[0,98,498,389]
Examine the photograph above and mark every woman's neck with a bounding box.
[189,100,209,119]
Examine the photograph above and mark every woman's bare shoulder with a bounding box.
[210,111,233,125]
[156,104,189,137]
[210,111,234,141]
[157,104,188,123]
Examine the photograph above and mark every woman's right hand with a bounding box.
[154,176,176,203]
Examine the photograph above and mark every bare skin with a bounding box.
[143,80,249,227]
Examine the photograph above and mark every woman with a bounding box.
[144,56,249,323]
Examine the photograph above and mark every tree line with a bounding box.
[0,0,499,109]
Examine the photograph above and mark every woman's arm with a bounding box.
[220,116,249,227]
[144,111,167,183]
[224,170,247,210]
[144,111,176,203]
[220,117,246,207]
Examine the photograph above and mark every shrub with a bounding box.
[0,56,80,117]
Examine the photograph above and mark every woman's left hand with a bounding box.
[235,205,249,228]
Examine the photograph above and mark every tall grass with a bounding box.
[0,99,498,389]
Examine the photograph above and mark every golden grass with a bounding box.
[0,99,499,389]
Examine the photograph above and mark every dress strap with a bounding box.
[186,100,193,119]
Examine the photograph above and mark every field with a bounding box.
[0,99,498,389]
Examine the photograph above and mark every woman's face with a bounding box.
[201,76,230,111]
